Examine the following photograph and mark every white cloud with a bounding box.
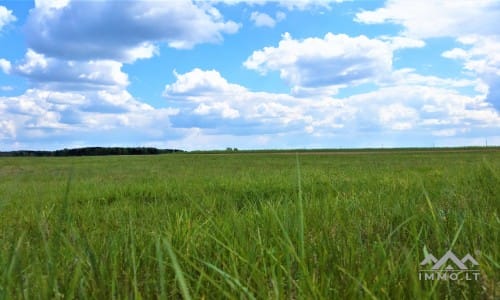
[442,48,468,60]
[13,49,129,90]
[17,49,48,74]
[378,103,418,130]
[34,0,70,10]
[164,69,320,129]
[0,86,13,92]
[442,35,500,109]
[194,102,240,119]
[250,11,275,27]
[351,84,499,126]
[244,32,392,94]
[451,36,500,76]
[203,0,344,10]
[0,88,179,148]
[25,0,240,62]
[0,120,16,140]
[3,1,499,150]
[277,0,342,10]
[250,11,285,27]
[431,128,460,137]
[164,68,247,99]
[355,0,500,38]
[379,36,425,50]
[0,1,243,150]
[3,67,499,149]
[163,68,500,141]
[0,5,16,31]
[384,68,480,90]
[276,11,286,21]
[356,1,500,111]
[0,58,11,74]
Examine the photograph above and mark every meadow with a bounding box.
[0,149,498,299]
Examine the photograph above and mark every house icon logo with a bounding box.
[419,250,480,281]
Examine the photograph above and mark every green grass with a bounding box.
[0,149,499,299]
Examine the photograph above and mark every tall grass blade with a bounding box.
[129,217,141,300]
[422,184,437,224]
[450,219,464,249]
[155,237,167,300]
[6,232,25,282]
[163,238,192,300]
[295,153,305,262]
[336,265,377,300]
[202,261,256,300]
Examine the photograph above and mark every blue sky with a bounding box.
[0,0,499,150]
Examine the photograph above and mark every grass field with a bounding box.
[0,149,499,299]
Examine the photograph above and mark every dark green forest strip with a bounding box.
[0,147,184,157]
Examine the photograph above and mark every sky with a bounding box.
[0,0,499,151]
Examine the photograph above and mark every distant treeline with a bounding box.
[0,147,184,157]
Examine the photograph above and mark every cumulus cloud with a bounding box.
[163,68,500,141]
[25,0,240,62]
[34,0,70,10]
[448,36,500,76]
[0,120,16,140]
[250,12,275,27]
[355,0,500,111]
[383,68,481,91]
[0,88,179,149]
[4,66,499,149]
[3,0,499,149]
[379,36,425,50]
[345,84,499,140]
[203,0,344,10]
[165,68,247,99]
[164,68,318,129]
[355,0,500,39]
[250,11,285,27]
[0,58,11,74]
[244,32,392,94]
[13,49,129,91]
[194,102,240,119]
[442,35,500,110]
[0,5,16,31]
[2,0,243,149]
[378,103,418,130]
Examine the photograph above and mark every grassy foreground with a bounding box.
[0,149,498,299]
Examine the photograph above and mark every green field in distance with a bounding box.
[0,149,498,299]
